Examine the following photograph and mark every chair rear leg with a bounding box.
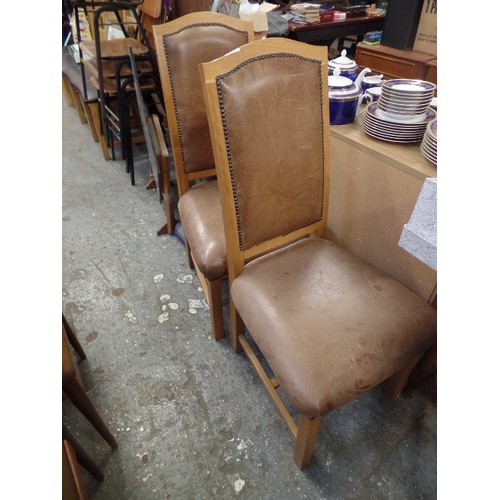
[63,315,87,360]
[294,415,321,469]
[156,156,176,235]
[63,425,104,481]
[230,300,244,354]
[207,278,224,340]
[384,354,422,400]
[63,377,118,449]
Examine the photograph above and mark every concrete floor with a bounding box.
[62,99,437,499]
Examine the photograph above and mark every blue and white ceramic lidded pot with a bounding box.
[328,49,359,82]
[328,67,368,125]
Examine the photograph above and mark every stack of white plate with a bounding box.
[361,79,437,143]
[420,118,437,165]
[378,79,436,117]
[361,102,437,143]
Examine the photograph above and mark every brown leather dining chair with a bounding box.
[153,12,254,340]
[200,38,437,469]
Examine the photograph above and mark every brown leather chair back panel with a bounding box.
[160,26,250,174]
[216,54,326,250]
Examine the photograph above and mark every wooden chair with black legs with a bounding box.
[200,37,437,468]
[72,0,164,184]
[153,12,254,340]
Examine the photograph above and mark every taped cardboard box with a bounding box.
[239,11,269,33]
[413,0,437,56]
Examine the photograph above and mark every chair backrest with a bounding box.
[138,0,168,49]
[153,12,254,196]
[200,38,330,276]
[141,0,163,18]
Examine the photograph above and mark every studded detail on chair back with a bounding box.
[212,46,328,251]
[155,16,253,177]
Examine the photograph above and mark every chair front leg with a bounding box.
[294,415,321,469]
[230,300,244,354]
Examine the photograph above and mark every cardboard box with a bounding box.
[239,11,268,33]
[413,1,437,56]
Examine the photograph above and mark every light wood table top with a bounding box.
[329,112,437,181]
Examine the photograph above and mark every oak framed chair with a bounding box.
[200,37,437,468]
[153,12,254,340]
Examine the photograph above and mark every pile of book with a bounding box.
[290,3,321,23]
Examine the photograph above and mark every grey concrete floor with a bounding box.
[62,99,436,499]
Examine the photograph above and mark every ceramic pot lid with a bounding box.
[328,68,359,96]
[329,49,357,69]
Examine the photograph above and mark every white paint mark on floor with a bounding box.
[153,274,164,283]
[168,303,179,310]
[125,310,137,323]
[177,273,193,284]
[237,439,248,451]
[234,477,245,494]
[188,299,208,310]
[158,312,169,323]
[188,308,197,314]
[160,294,171,302]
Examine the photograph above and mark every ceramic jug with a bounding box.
[328,67,370,125]
[360,72,383,103]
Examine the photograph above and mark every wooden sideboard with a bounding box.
[355,43,437,85]
[326,118,437,302]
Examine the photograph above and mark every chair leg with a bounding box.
[63,425,104,481]
[62,439,89,500]
[88,102,111,161]
[63,315,87,360]
[207,278,224,341]
[82,100,100,143]
[294,415,321,469]
[230,300,244,353]
[156,156,175,236]
[384,354,422,400]
[68,83,88,125]
[62,75,75,107]
[185,241,194,269]
[63,376,118,450]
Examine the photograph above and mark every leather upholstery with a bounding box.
[159,25,250,174]
[178,181,227,281]
[231,237,437,417]
[215,54,325,250]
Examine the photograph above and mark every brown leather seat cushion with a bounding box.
[231,237,436,418]
[178,181,227,281]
